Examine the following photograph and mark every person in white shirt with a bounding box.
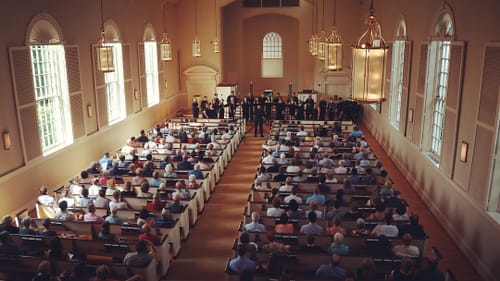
[165,132,176,143]
[88,178,101,199]
[284,186,303,204]
[37,186,55,206]
[267,198,285,217]
[371,213,399,238]
[58,189,75,207]
[334,160,348,174]
[286,165,301,173]
[209,135,221,149]
[262,150,275,165]
[392,233,420,258]
[109,190,128,210]
[279,177,295,192]
[296,126,308,137]
[276,153,288,165]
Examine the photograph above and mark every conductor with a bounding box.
[254,104,265,137]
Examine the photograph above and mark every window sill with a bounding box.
[423,152,440,168]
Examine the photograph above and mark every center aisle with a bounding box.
[166,131,264,281]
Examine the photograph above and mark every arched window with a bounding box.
[142,23,160,107]
[389,15,409,129]
[425,7,455,160]
[103,20,126,125]
[261,32,283,78]
[27,13,73,155]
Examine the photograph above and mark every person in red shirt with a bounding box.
[138,223,161,246]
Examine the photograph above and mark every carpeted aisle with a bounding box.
[166,129,264,281]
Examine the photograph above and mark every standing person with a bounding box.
[319,97,327,121]
[305,94,315,120]
[192,97,199,118]
[228,96,236,119]
[200,96,208,115]
[296,100,304,120]
[275,97,285,120]
[242,97,250,122]
[254,104,265,137]
[218,100,225,119]
[289,92,298,120]
[327,97,337,120]
[248,93,255,120]
[265,97,273,120]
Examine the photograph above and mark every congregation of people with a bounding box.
[227,120,446,281]
[0,117,242,280]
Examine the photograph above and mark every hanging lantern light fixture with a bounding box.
[325,0,343,70]
[159,1,173,61]
[211,0,221,53]
[308,0,318,56]
[96,0,114,72]
[351,0,388,103]
[317,0,327,61]
[192,0,201,57]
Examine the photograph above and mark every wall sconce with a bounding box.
[87,104,93,117]
[3,131,12,150]
[460,141,469,162]
[408,108,414,123]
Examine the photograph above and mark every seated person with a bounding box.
[94,189,110,209]
[105,206,123,224]
[392,233,420,258]
[245,211,266,232]
[187,174,200,189]
[300,235,323,253]
[349,126,363,138]
[83,203,103,223]
[138,223,161,246]
[19,216,38,235]
[55,200,76,221]
[0,215,19,234]
[287,199,303,219]
[371,213,399,238]
[284,186,303,204]
[397,214,426,239]
[177,153,194,170]
[274,213,294,234]
[351,218,370,237]
[326,216,346,236]
[229,244,257,275]
[124,239,154,267]
[267,198,285,217]
[78,188,92,207]
[164,164,177,178]
[305,200,323,219]
[109,190,128,210]
[91,265,119,281]
[305,187,326,205]
[87,161,101,175]
[188,164,204,179]
[149,171,164,187]
[165,194,185,213]
[132,168,148,186]
[155,208,176,228]
[172,181,191,200]
[279,177,294,192]
[273,166,288,182]
[300,212,324,235]
[315,254,346,280]
[138,182,153,198]
[97,221,115,241]
[37,186,55,206]
[39,218,57,237]
[327,233,350,255]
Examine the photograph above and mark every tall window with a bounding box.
[30,45,73,155]
[104,42,126,125]
[144,41,160,107]
[261,32,283,78]
[422,9,455,162]
[429,41,451,157]
[389,40,406,128]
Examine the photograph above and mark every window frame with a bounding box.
[104,42,126,125]
[144,41,160,107]
[261,32,283,78]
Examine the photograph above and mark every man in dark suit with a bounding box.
[254,104,265,137]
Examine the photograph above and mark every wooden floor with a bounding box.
[164,122,482,281]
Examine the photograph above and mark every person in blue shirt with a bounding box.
[316,254,347,280]
[327,233,350,255]
[305,187,326,205]
[348,126,363,139]
[188,164,204,179]
[229,244,257,274]
[99,152,112,171]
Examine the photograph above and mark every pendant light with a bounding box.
[96,0,114,72]
[317,0,327,61]
[351,0,388,103]
[211,0,221,53]
[192,0,201,57]
[159,1,173,61]
[308,0,318,56]
[325,0,343,70]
